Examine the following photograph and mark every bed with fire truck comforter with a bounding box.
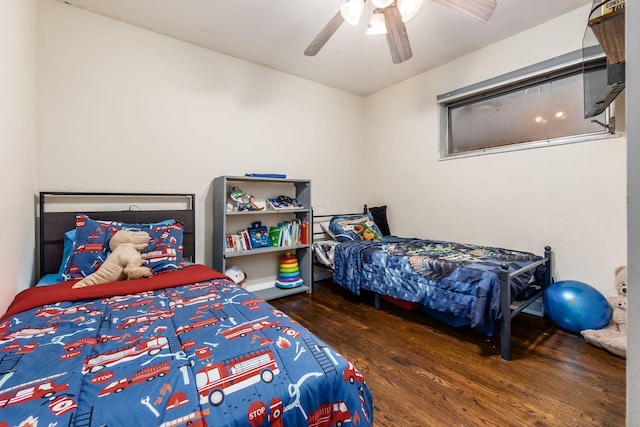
[0,264,373,426]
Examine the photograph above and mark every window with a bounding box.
[438,49,618,159]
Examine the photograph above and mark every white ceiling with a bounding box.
[58,0,592,96]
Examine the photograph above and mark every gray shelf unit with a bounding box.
[213,176,312,300]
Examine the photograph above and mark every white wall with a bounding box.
[37,3,626,298]
[9,0,638,421]
[364,5,627,297]
[0,0,38,314]
[37,1,366,267]
[626,0,638,424]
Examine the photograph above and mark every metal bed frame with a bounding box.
[311,206,553,360]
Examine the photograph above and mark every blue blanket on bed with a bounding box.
[0,267,373,426]
[333,237,544,336]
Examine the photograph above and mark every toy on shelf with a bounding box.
[247,221,270,248]
[275,252,303,289]
[267,195,303,210]
[229,186,264,212]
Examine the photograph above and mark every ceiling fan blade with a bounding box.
[431,0,497,23]
[304,11,345,56]
[383,5,412,64]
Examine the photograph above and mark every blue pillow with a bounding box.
[55,229,76,281]
[328,213,383,243]
[140,221,184,273]
[37,274,63,287]
[61,215,184,281]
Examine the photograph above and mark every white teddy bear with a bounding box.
[581,266,627,358]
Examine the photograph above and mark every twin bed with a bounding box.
[0,193,373,426]
[312,206,552,360]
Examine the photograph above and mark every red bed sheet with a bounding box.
[2,264,227,319]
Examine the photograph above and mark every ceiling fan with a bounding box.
[304,0,497,64]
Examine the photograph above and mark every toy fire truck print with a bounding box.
[307,401,351,427]
[0,373,68,409]
[143,247,177,264]
[36,304,93,318]
[170,292,220,309]
[111,297,155,311]
[106,291,154,304]
[196,349,279,406]
[241,298,263,310]
[176,316,220,335]
[64,335,118,351]
[342,362,364,384]
[98,361,170,396]
[82,336,168,374]
[0,325,58,343]
[116,310,173,330]
[159,409,211,427]
[221,318,280,341]
[73,243,104,253]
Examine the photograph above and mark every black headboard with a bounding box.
[38,192,196,279]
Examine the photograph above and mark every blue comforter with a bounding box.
[334,237,544,336]
[0,265,373,426]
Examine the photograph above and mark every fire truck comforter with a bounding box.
[333,237,546,336]
[0,264,373,426]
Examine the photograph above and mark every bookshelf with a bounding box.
[213,176,312,300]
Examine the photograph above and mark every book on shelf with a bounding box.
[225,231,251,252]
[268,226,282,247]
[275,218,301,247]
[226,219,308,252]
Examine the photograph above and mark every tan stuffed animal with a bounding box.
[72,230,153,288]
[580,266,627,358]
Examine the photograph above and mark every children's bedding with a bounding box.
[333,237,545,336]
[0,264,373,426]
[312,241,338,269]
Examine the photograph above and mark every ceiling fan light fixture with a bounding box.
[339,0,365,25]
[366,10,388,35]
[371,0,395,8]
[397,0,423,22]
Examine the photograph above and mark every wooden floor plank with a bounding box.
[270,280,626,427]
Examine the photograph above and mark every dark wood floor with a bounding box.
[270,279,626,427]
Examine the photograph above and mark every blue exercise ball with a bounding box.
[543,280,612,334]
